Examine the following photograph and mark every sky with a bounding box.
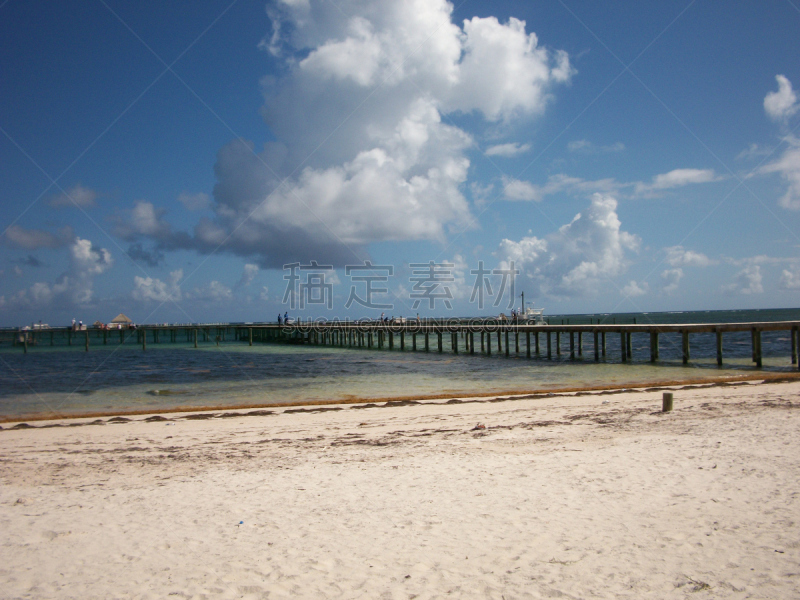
[1,0,799,326]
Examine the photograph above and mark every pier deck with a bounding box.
[3,320,799,369]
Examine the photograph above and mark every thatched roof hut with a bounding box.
[109,313,132,325]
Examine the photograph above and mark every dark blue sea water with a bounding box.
[1,308,798,420]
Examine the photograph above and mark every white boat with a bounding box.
[521,305,546,325]
[514,292,546,324]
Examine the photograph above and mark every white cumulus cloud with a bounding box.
[502,174,620,203]
[780,267,800,290]
[758,76,800,210]
[134,0,573,268]
[660,268,683,294]
[760,141,800,210]
[187,280,233,304]
[664,246,716,268]
[132,269,183,303]
[485,142,531,157]
[764,75,799,122]
[722,265,763,295]
[114,201,173,241]
[237,263,259,288]
[621,280,648,297]
[635,168,719,196]
[12,237,113,308]
[567,140,624,154]
[497,194,639,297]
[502,177,542,202]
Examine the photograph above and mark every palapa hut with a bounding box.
[109,313,133,329]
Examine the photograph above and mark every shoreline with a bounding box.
[3,370,800,426]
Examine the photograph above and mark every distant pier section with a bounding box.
[3,319,800,370]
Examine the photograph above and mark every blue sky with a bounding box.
[1,0,799,326]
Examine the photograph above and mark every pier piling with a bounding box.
[620,332,627,363]
[682,331,690,364]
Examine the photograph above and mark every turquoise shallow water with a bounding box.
[1,308,798,420]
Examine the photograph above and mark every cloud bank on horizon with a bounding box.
[1,1,799,323]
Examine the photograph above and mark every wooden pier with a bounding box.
[3,320,799,370]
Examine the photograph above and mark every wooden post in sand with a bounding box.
[716,329,723,366]
[578,332,583,357]
[546,331,551,358]
[437,330,443,353]
[505,330,510,357]
[424,331,429,352]
[570,332,575,360]
[486,331,492,355]
[556,331,561,356]
[662,392,673,412]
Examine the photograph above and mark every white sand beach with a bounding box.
[2,380,800,599]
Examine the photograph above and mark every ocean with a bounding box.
[1,308,798,421]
